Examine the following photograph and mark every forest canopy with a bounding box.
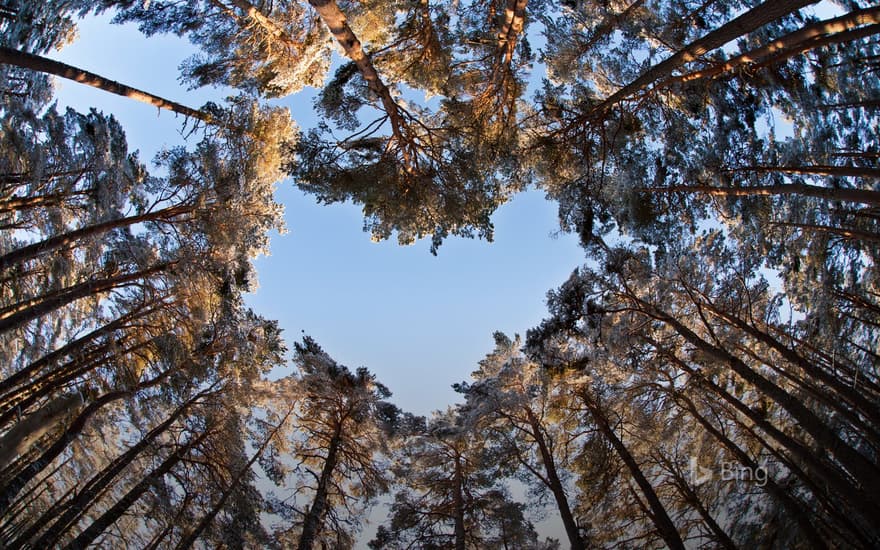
[1,0,879,548]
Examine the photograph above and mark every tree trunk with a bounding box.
[225,0,302,50]
[580,390,685,550]
[526,409,584,550]
[583,0,819,118]
[174,403,295,550]
[16,388,213,548]
[642,301,880,496]
[771,221,880,245]
[0,47,212,122]
[701,298,880,427]
[296,423,343,550]
[672,391,829,550]
[647,336,880,524]
[0,302,160,402]
[728,164,880,179]
[660,7,880,87]
[0,393,83,471]
[452,453,466,550]
[62,428,213,550]
[644,182,880,205]
[306,0,410,145]
[0,262,173,335]
[497,0,528,65]
[0,372,171,511]
[0,204,195,271]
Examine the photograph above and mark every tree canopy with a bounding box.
[1,0,879,547]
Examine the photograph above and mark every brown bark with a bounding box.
[17,388,213,548]
[174,403,295,550]
[0,371,170,511]
[0,47,212,122]
[0,190,92,214]
[656,454,738,550]
[497,0,528,66]
[671,391,829,550]
[306,0,410,147]
[771,221,880,245]
[0,262,173,335]
[660,7,880,87]
[701,298,880,427]
[0,203,195,271]
[452,453,466,550]
[525,409,585,550]
[580,389,685,550]
[297,422,343,550]
[0,302,160,407]
[581,0,819,119]
[62,428,214,550]
[728,164,880,179]
[638,299,880,497]
[226,0,302,51]
[643,181,880,205]
[643,334,880,522]
[0,393,83,471]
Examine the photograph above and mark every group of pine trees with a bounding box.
[1,0,878,547]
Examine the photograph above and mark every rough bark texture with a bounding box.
[583,0,819,118]
[22,390,211,549]
[0,47,212,122]
[0,262,172,335]
[63,429,212,550]
[296,423,342,550]
[662,6,880,86]
[0,204,195,271]
[0,393,83,471]
[526,410,584,550]
[306,0,409,144]
[581,391,686,550]
[452,454,466,550]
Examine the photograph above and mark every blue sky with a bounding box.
[51,12,584,415]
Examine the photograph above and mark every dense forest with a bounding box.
[1,0,879,547]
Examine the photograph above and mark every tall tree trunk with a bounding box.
[224,0,302,50]
[580,390,685,550]
[660,7,880,87]
[526,410,584,550]
[0,262,173,335]
[0,47,212,122]
[582,0,819,118]
[297,423,343,550]
[640,299,880,496]
[62,428,214,550]
[728,164,880,179]
[771,221,880,245]
[306,0,410,146]
[0,372,171,511]
[497,0,528,65]
[0,302,160,401]
[0,393,83,471]
[15,388,213,548]
[174,403,295,550]
[643,182,880,205]
[452,453,466,550]
[700,298,880,427]
[0,190,92,214]
[0,337,154,428]
[648,337,880,524]
[0,204,195,271]
[671,391,830,550]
